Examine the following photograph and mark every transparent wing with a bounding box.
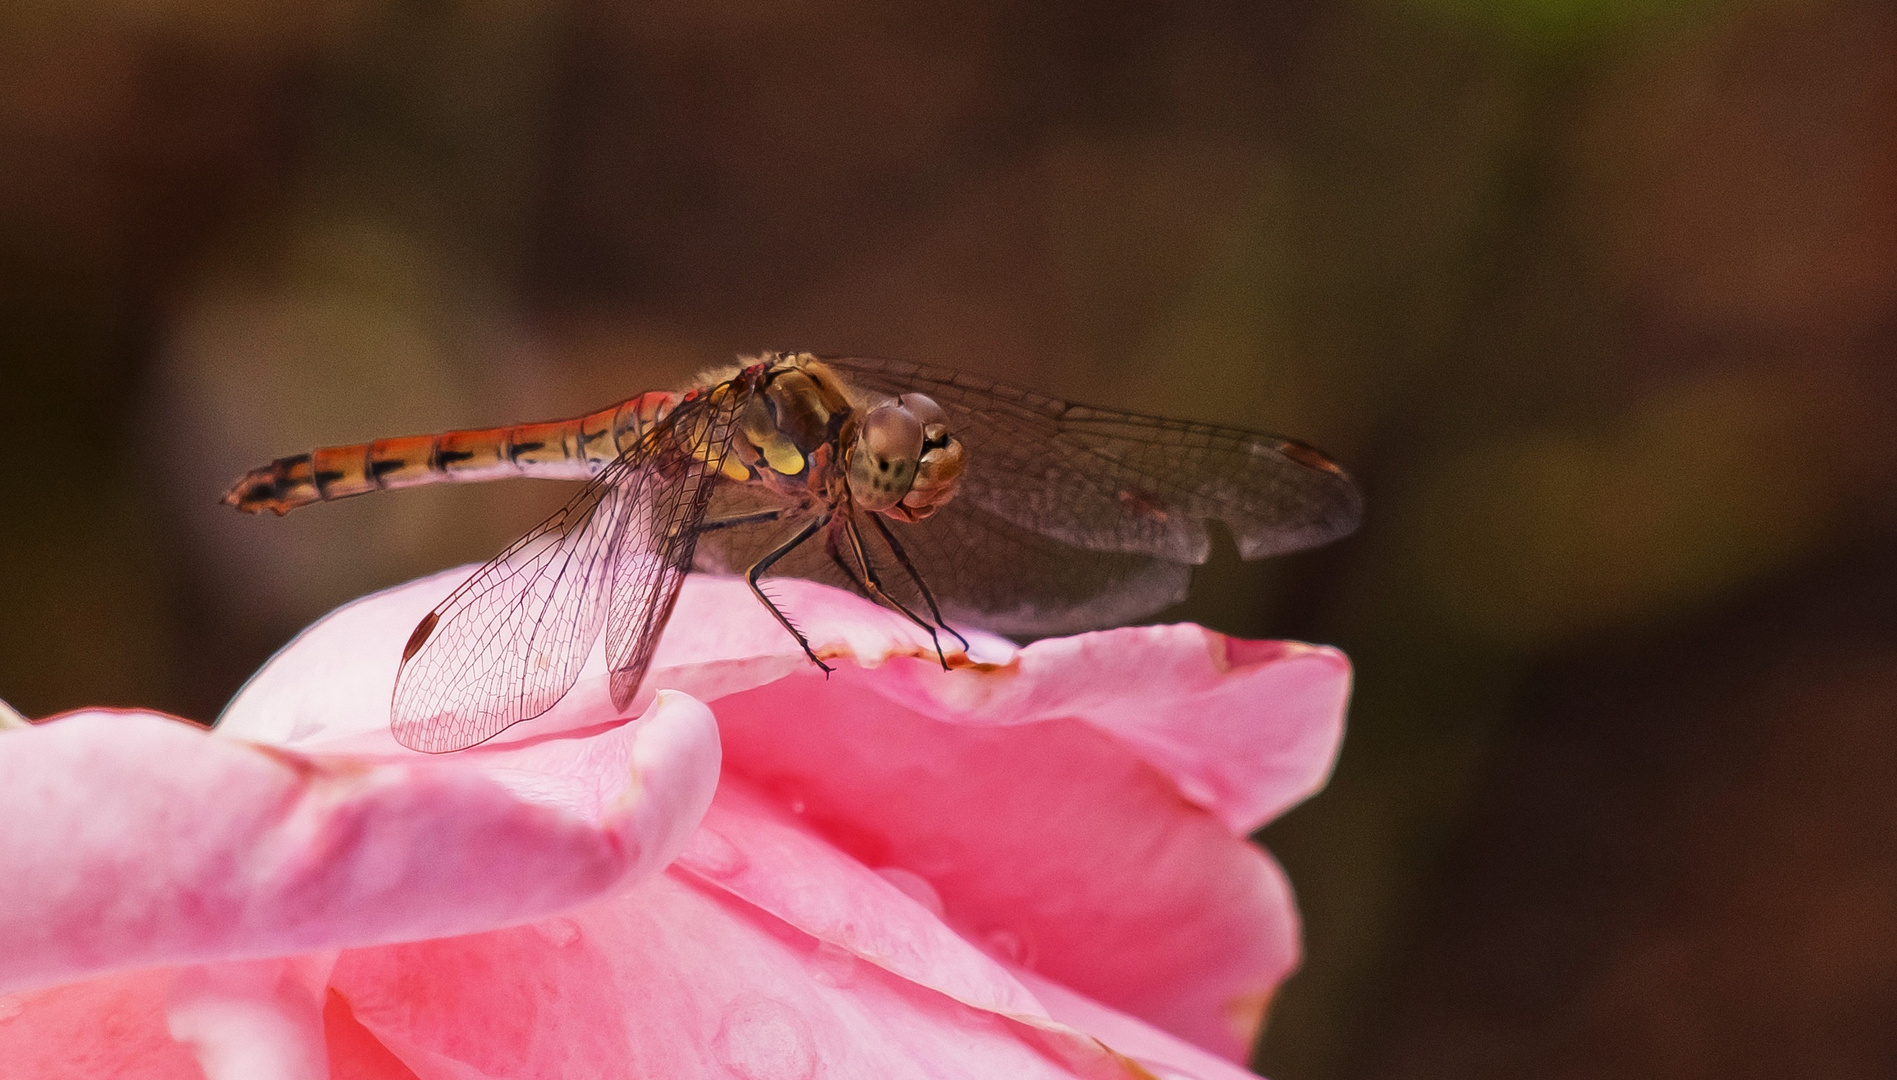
[604,382,754,708]
[390,454,640,753]
[693,497,1190,636]
[821,355,1363,562]
[390,387,744,753]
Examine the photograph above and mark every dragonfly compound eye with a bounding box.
[847,404,924,511]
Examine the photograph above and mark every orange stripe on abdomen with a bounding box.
[221,391,680,516]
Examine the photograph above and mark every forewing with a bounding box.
[390,456,639,753]
[822,355,1363,562]
[875,501,1192,634]
[605,382,754,708]
[697,499,1188,637]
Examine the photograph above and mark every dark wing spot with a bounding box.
[402,611,440,662]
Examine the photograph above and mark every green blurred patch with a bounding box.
[1395,369,1841,649]
[1401,0,1729,49]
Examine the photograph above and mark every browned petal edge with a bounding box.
[0,697,29,730]
[811,640,1022,677]
[1226,986,1276,1051]
[1212,634,1336,675]
[240,739,387,784]
[1011,1013,1168,1080]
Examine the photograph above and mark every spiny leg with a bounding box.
[868,513,970,654]
[746,514,833,674]
[839,513,952,670]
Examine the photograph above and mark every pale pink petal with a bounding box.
[167,957,334,1080]
[0,971,203,1080]
[216,566,492,753]
[220,572,1339,828]
[712,671,1300,1060]
[872,629,1349,833]
[661,576,1347,832]
[331,871,1148,1080]
[0,694,718,995]
[215,569,1013,755]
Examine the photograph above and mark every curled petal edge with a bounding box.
[0,692,720,996]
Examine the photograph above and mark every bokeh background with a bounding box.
[3,0,1894,1075]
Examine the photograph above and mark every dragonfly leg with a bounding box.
[698,506,794,533]
[746,514,833,675]
[868,513,971,654]
[839,513,952,671]
[824,534,875,601]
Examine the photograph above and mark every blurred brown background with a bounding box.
[3,0,1894,1076]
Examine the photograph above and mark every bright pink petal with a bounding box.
[323,986,424,1079]
[0,693,718,995]
[673,779,1278,1078]
[331,871,1151,1080]
[713,671,1300,1060]
[0,971,202,1080]
[1015,967,1264,1080]
[674,779,1047,1019]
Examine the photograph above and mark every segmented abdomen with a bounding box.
[223,391,679,515]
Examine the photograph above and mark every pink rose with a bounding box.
[0,569,1349,1079]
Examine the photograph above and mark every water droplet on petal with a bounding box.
[761,776,816,818]
[0,995,22,1023]
[982,928,1036,968]
[807,941,858,987]
[713,994,817,1080]
[680,825,747,879]
[874,867,945,919]
[535,917,581,947]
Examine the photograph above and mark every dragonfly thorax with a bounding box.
[739,354,964,521]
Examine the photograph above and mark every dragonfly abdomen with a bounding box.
[223,391,680,515]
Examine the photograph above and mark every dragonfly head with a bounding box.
[846,393,964,520]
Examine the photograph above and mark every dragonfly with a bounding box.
[225,352,1362,753]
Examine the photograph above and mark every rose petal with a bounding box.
[1013,967,1263,1080]
[674,779,1274,1079]
[0,693,718,994]
[711,671,1300,1060]
[332,872,1149,1080]
[323,986,425,1079]
[167,957,334,1080]
[674,779,1046,1019]
[216,568,1341,1061]
[0,971,202,1080]
[215,568,1016,755]
[862,629,1349,833]
[657,576,1347,832]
